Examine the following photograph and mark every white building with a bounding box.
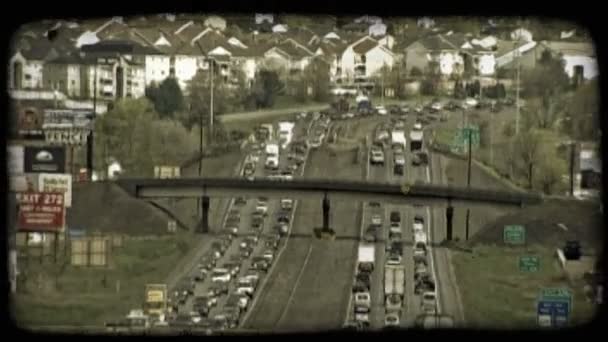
[9,51,46,90]
[204,15,227,31]
[539,41,598,80]
[340,36,395,84]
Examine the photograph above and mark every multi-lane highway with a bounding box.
[128,109,465,332]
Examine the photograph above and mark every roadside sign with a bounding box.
[38,173,72,207]
[537,288,572,328]
[519,256,540,272]
[541,288,572,306]
[537,299,570,327]
[504,225,526,245]
[16,192,65,232]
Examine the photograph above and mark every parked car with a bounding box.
[371,214,383,226]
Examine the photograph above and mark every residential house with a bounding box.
[204,15,227,31]
[537,41,598,81]
[255,14,274,25]
[272,24,288,33]
[339,36,395,86]
[369,22,387,37]
[405,35,463,77]
[132,27,177,86]
[377,34,395,50]
[417,17,435,29]
[262,38,315,74]
[79,40,150,100]
[510,27,533,43]
[494,39,538,72]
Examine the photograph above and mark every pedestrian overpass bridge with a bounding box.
[114,177,542,208]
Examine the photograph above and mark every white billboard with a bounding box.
[8,145,24,175]
[38,173,72,207]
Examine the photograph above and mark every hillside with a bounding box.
[67,182,170,235]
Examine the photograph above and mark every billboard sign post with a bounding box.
[16,192,65,232]
[24,146,66,173]
[38,173,72,207]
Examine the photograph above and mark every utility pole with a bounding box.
[210,57,214,147]
[570,142,576,196]
[515,37,522,136]
[466,128,472,240]
[87,58,98,181]
[381,64,385,106]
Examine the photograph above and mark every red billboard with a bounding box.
[16,192,65,232]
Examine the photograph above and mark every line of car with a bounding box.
[165,121,310,330]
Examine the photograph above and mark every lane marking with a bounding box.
[344,128,372,326]
[425,163,442,315]
[275,243,314,327]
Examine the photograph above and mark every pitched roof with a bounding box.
[352,37,379,54]
[494,39,533,57]
[540,41,596,57]
[417,35,458,51]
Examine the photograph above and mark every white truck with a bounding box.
[265,142,279,170]
[384,265,405,313]
[410,130,423,152]
[278,121,295,149]
[391,130,407,151]
[358,244,375,273]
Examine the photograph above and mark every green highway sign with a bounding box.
[504,225,526,244]
[450,126,480,152]
[541,288,572,305]
[519,256,540,272]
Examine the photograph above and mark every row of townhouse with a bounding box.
[8,16,598,105]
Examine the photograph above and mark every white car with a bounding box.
[386,254,402,265]
[415,231,428,245]
[354,292,371,311]
[430,102,443,111]
[413,122,423,131]
[393,154,405,166]
[464,97,478,107]
[309,137,323,148]
[237,295,250,310]
[190,311,202,324]
[236,278,255,296]
[371,214,383,226]
[281,198,294,211]
[384,312,400,327]
[211,268,231,283]
[355,312,370,324]
[376,106,388,115]
[244,271,260,284]
[413,222,424,232]
[389,222,401,235]
[256,200,268,215]
[370,150,385,165]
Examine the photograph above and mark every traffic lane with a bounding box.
[276,199,360,332]
[240,201,312,330]
[240,135,312,330]
[254,143,363,331]
[367,143,390,330]
[429,151,465,325]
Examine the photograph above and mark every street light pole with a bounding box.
[87,58,98,181]
[210,57,214,146]
[515,37,522,136]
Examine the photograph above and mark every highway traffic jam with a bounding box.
[162,112,321,330]
[155,101,454,331]
[343,105,449,330]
